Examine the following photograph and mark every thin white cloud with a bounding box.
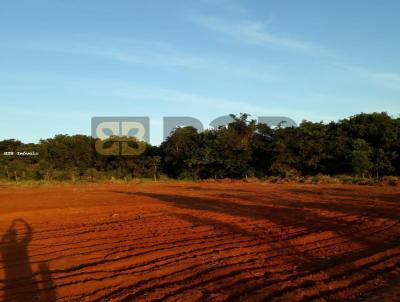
[112,82,334,122]
[189,15,327,56]
[188,13,398,91]
[2,37,281,82]
[195,0,247,15]
[334,63,400,90]
[114,84,267,113]
[20,40,206,68]
[0,70,282,115]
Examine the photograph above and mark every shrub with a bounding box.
[337,175,357,184]
[355,178,376,186]
[266,176,281,183]
[243,177,259,183]
[382,176,399,186]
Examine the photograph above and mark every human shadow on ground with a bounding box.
[0,219,56,302]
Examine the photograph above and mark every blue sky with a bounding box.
[1,0,399,145]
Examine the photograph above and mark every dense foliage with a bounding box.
[1,112,399,181]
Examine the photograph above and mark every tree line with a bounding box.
[1,112,399,182]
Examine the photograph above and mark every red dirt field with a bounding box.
[0,182,399,302]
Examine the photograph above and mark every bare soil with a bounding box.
[0,182,399,301]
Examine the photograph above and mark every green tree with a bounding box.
[36,160,54,181]
[214,114,257,178]
[350,139,373,177]
[161,126,199,178]
[148,156,161,181]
